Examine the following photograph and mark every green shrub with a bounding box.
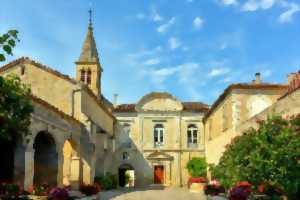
[186,157,207,178]
[94,173,118,190]
[212,115,300,199]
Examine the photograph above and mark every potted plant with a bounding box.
[48,187,69,200]
[229,182,252,200]
[79,183,101,198]
[27,183,50,200]
[204,181,225,196]
[186,157,208,193]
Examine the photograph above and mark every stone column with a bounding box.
[70,156,81,189]
[24,147,35,190]
[57,145,64,187]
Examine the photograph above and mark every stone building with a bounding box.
[110,92,209,187]
[0,19,115,190]
[204,73,300,166]
[1,12,299,190]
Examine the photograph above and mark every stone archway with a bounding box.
[118,164,135,187]
[33,131,58,186]
[0,137,15,183]
[62,139,80,189]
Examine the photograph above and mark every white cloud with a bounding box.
[136,13,146,20]
[187,0,194,3]
[144,58,161,65]
[208,67,231,77]
[168,37,181,49]
[151,7,163,22]
[157,17,176,33]
[222,0,238,6]
[278,2,300,23]
[261,69,272,77]
[193,17,204,30]
[242,0,277,11]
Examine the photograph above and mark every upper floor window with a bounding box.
[87,69,92,85]
[187,124,198,148]
[80,69,86,82]
[121,123,131,148]
[154,124,164,147]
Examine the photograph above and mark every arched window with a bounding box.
[87,69,92,85]
[154,124,164,147]
[80,69,86,82]
[187,124,198,148]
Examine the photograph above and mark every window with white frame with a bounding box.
[154,124,164,147]
[187,124,198,148]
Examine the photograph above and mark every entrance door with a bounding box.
[154,165,164,184]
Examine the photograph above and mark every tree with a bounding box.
[0,30,19,61]
[212,115,300,199]
[0,74,33,140]
[186,157,208,178]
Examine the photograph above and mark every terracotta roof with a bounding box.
[114,104,136,113]
[182,102,209,113]
[113,102,209,113]
[30,95,82,125]
[203,83,288,122]
[280,72,300,99]
[0,57,77,84]
[0,57,116,122]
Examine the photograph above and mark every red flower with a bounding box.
[258,184,264,193]
[28,185,33,194]
[236,181,251,188]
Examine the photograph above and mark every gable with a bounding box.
[136,92,183,112]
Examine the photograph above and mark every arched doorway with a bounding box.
[33,131,58,186]
[0,137,15,183]
[118,164,134,187]
[62,140,80,189]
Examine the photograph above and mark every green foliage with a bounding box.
[212,115,300,199]
[94,173,118,190]
[0,74,33,140]
[0,30,19,62]
[186,157,207,178]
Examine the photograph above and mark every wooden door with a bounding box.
[154,165,164,184]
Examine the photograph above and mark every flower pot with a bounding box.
[27,195,48,200]
[189,182,206,193]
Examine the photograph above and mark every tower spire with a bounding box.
[76,9,100,64]
[88,8,92,28]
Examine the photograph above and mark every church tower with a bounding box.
[76,9,102,97]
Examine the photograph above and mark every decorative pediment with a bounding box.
[136,92,183,112]
[147,151,174,161]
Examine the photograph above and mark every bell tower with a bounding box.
[75,9,102,97]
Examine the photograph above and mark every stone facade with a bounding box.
[0,22,115,190]
[110,92,209,187]
[205,73,300,166]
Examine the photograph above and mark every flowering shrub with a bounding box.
[258,182,283,199]
[229,186,251,200]
[49,187,69,200]
[0,182,22,198]
[79,184,100,196]
[204,181,225,196]
[212,115,300,199]
[28,183,50,196]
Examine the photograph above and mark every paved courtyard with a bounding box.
[99,186,206,200]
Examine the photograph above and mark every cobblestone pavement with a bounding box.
[99,186,206,200]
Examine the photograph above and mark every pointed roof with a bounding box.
[76,11,100,64]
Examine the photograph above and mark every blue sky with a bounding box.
[1,0,299,104]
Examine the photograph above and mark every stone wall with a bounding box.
[205,88,300,165]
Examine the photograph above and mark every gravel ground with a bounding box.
[99,186,206,200]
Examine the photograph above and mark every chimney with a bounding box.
[254,72,261,84]
[287,73,296,84]
[113,94,118,108]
